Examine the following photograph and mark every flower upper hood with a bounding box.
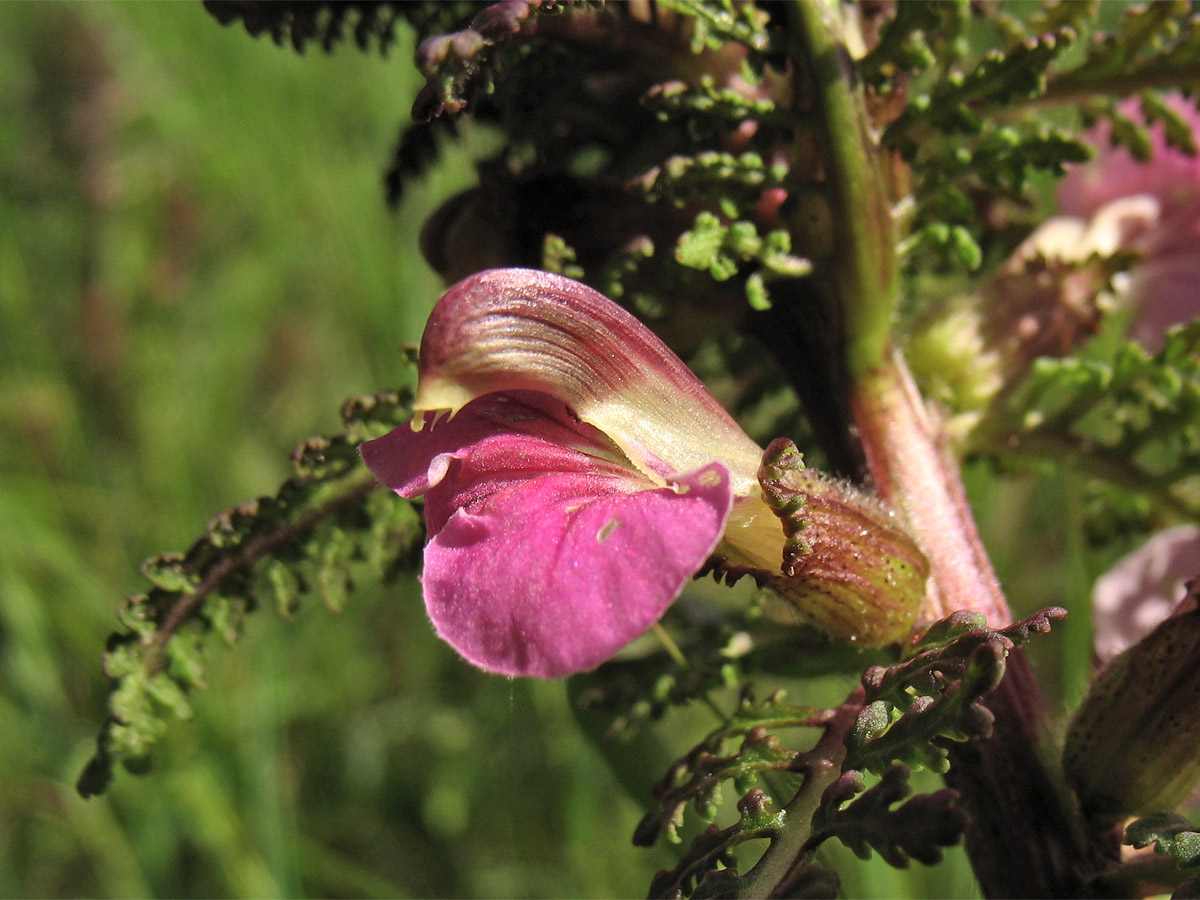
[411,267,766,493]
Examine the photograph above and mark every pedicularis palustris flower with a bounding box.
[362,269,928,677]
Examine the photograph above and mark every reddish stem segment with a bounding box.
[851,347,1095,897]
[851,347,1009,629]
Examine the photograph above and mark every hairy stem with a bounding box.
[852,349,1008,626]
[851,350,1095,896]
[783,2,1096,892]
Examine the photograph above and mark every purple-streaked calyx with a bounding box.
[1063,595,1200,818]
[363,269,927,677]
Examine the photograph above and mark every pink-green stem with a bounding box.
[852,351,1096,897]
[852,348,1009,627]
[784,1,1099,893]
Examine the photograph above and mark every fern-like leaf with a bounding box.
[975,322,1200,521]
[860,0,968,89]
[633,688,832,846]
[847,607,1067,775]
[815,764,967,867]
[203,0,430,55]
[885,28,1076,150]
[1044,2,1200,110]
[655,0,774,56]
[77,391,421,798]
[633,608,1064,897]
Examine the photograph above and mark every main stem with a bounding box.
[852,353,1092,898]
[787,2,1092,894]
[852,352,1008,627]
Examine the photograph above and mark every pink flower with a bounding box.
[1052,94,1200,351]
[1092,524,1200,664]
[362,269,926,677]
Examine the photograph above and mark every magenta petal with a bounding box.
[422,461,732,677]
[360,391,627,533]
[360,391,735,677]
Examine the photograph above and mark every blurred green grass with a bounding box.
[0,4,669,897]
[0,5,990,898]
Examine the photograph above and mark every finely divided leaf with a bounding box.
[77,391,422,798]
[976,322,1200,521]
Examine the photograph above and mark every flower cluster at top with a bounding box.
[1029,93,1200,352]
[361,269,928,677]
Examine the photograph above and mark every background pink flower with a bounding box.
[1092,524,1200,664]
[1056,94,1200,351]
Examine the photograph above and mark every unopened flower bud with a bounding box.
[1063,599,1200,818]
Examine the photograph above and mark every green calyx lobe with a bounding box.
[759,438,814,574]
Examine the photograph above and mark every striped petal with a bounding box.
[411,268,765,494]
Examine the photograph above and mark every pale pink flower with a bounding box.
[1053,94,1200,351]
[1092,524,1200,664]
[1065,525,1200,817]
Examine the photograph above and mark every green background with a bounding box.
[0,4,1050,896]
[0,5,681,895]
